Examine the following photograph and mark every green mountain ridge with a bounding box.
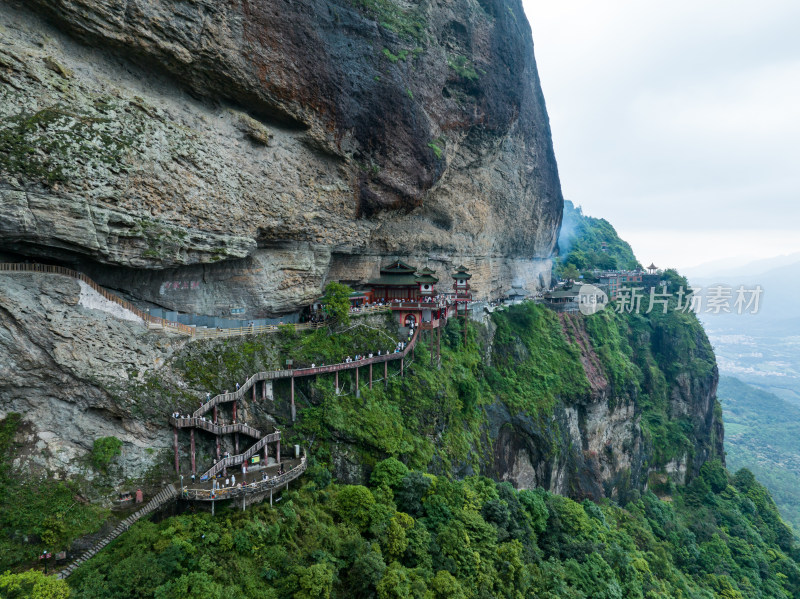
[718,375,800,534]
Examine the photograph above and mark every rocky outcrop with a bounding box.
[485,312,723,501]
[0,272,183,481]
[0,0,562,316]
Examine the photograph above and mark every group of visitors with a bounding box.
[120,489,143,503]
[202,463,294,496]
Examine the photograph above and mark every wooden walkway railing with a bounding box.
[199,431,282,480]
[0,262,196,335]
[170,417,262,439]
[182,456,307,501]
[57,484,178,579]
[0,263,389,340]
[189,327,420,419]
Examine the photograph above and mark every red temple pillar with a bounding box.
[190,429,196,475]
[173,427,179,474]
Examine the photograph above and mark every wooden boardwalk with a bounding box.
[0,263,389,339]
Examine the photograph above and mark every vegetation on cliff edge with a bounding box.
[65,460,800,599]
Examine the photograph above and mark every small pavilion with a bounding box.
[415,267,439,297]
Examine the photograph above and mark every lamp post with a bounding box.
[40,550,50,574]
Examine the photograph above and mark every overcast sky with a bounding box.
[522,0,800,271]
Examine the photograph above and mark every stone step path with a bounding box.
[57,484,178,579]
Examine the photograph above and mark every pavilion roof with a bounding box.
[452,264,472,279]
[368,274,420,286]
[415,267,439,284]
[380,259,418,275]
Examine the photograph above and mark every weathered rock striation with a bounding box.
[0,0,561,316]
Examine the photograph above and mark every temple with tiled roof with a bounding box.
[367,260,420,301]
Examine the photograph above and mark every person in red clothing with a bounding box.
[135,488,143,503]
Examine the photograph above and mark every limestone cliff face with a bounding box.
[0,273,180,481]
[0,0,561,316]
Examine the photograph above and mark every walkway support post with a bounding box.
[276,440,281,466]
[355,367,360,398]
[401,358,404,377]
[290,375,296,422]
[235,432,239,455]
[190,429,196,475]
[437,326,441,368]
[369,363,373,389]
[173,427,179,474]
[384,361,388,389]
[335,371,339,395]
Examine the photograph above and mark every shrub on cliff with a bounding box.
[91,436,122,472]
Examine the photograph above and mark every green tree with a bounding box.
[295,563,335,599]
[335,485,375,530]
[561,263,581,281]
[371,458,409,489]
[322,281,353,326]
[0,570,70,599]
[428,570,466,599]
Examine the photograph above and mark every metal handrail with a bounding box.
[169,417,262,438]
[191,327,421,419]
[199,431,282,479]
[184,456,307,501]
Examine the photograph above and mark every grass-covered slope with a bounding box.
[65,459,800,599]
